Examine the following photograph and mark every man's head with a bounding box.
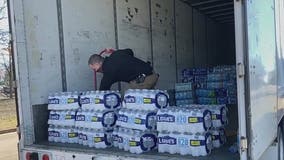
[88,54,104,72]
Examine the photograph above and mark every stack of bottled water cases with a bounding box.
[182,65,237,105]
[183,104,228,149]
[48,91,80,144]
[76,90,121,148]
[175,83,195,106]
[115,89,169,154]
[156,106,213,156]
[48,90,122,149]
[157,104,228,156]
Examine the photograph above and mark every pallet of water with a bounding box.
[117,108,157,131]
[80,90,121,110]
[158,131,213,156]
[112,127,158,154]
[156,107,212,133]
[48,91,80,110]
[123,89,169,110]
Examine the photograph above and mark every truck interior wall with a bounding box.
[175,0,194,81]
[61,0,117,92]
[23,0,62,105]
[116,0,152,92]
[151,0,176,89]
[192,9,207,67]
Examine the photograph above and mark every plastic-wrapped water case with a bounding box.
[206,82,223,89]
[196,89,216,98]
[210,127,226,148]
[86,129,113,148]
[176,99,195,106]
[80,91,121,111]
[158,131,213,157]
[197,97,217,105]
[75,109,117,129]
[187,105,228,128]
[207,73,229,82]
[113,127,157,154]
[48,92,79,110]
[48,110,76,127]
[156,107,212,133]
[175,83,194,92]
[123,89,169,110]
[175,91,195,100]
[117,108,157,131]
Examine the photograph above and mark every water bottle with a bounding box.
[93,91,105,111]
[156,109,166,132]
[53,126,61,143]
[123,129,131,151]
[89,111,100,129]
[87,129,96,148]
[64,110,75,127]
[158,130,169,153]
[48,125,55,142]
[78,127,83,145]
[48,93,60,110]
[189,132,213,157]
[113,127,119,147]
[75,110,86,128]
[179,132,191,155]
[118,128,125,149]
[60,126,68,143]
[94,129,105,148]
[82,128,89,146]
[129,130,143,154]
[168,132,178,154]
[211,127,226,148]
[146,111,157,131]
[67,91,79,110]
[68,126,78,144]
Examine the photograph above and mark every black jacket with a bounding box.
[100,49,153,90]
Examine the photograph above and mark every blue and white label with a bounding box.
[49,131,60,137]
[79,133,88,140]
[118,115,128,123]
[158,136,177,145]
[80,97,90,104]
[48,98,60,104]
[50,114,60,120]
[76,115,85,121]
[124,95,136,103]
[177,137,189,146]
[157,114,175,123]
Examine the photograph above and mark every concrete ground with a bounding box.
[0,132,18,160]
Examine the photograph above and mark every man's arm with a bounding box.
[99,75,114,90]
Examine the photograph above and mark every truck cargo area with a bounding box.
[16,0,240,159]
